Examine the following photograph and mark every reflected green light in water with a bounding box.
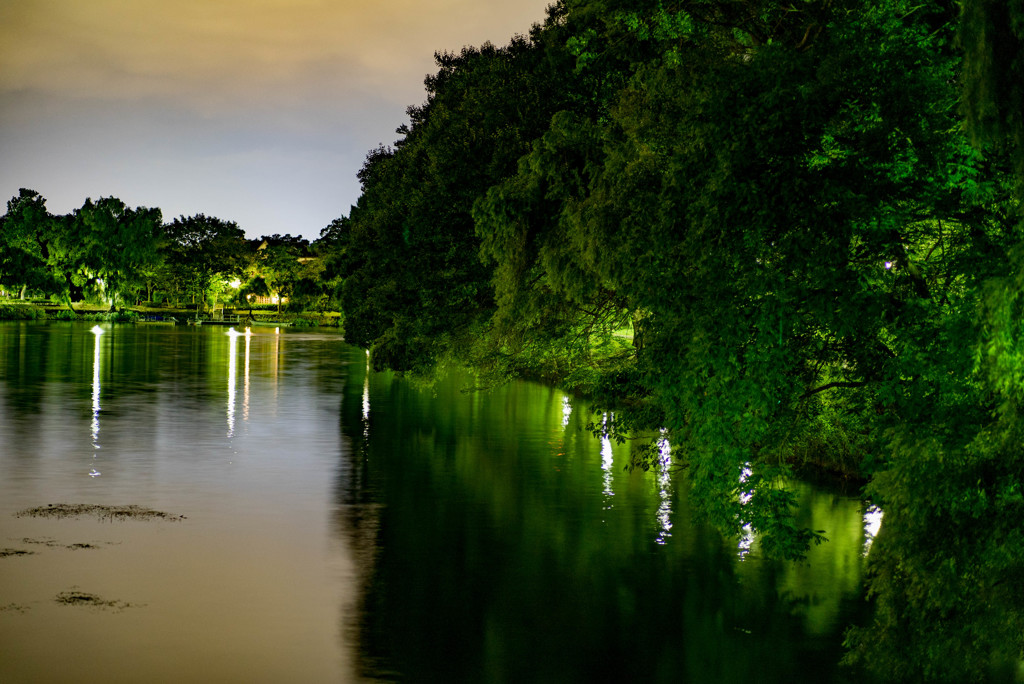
[343,363,871,681]
[777,487,867,636]
[0,328,876,682]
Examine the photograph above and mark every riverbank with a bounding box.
[2,298,865,488]
[488,346,872,490]
[0,300,342,328]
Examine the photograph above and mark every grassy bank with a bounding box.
[0,301,342,327]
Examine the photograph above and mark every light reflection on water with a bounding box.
[361,349,370,430]
[226,327,256,439]
[863,505,884,556]
[90,325,102,457]
[738,462,755,560]
[343,366,874,682]
[243,328,251,422]
[601,437,615,509]
[654,430,672,545]
[0,323,352,683]
[0,322,876,683]
[226,328,237,437]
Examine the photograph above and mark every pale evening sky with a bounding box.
[0,0,553,240]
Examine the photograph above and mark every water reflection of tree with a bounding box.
[0,322,51,420]
[332,346,388,681]
[0,323,54,469]
[332,349,869,682]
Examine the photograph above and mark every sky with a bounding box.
[0,0,553,240]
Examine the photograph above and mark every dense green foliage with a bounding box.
[0,193,324,314]
[159,213,246,308]
[326,0,1024,679]
[254,233,324,313]
[961,0,1024,176]
[6,0,1024,677]
[336,25,576,372]
[0,189,163,307]
[0,303,45,320]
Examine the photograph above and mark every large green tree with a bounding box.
[0,190,162,308]
[473,0,998,553]
[313,217,349,311]
[75,196,163,307]
[0,189,56,299]
[161,214,246,310]
[253,233,311,313]
[836,1,1024,680]
[335,0,1024,678]
[333,16,577,373]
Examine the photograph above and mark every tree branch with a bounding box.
[801,380,867,398]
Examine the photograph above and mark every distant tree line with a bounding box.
[0,189,338,314]
[322,0,1024,679]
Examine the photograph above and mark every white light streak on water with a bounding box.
[863,505,884,556]
[362,350,371,437]
[561,396,572,428]
[738,462,754,559]
[243,328,251,422]
[227,330,238,437]
[654,430,672,544]
[738,524,755,559]
[601,436,614,504]
[90,326,102,454]
[601,414,614,508]
[739,462,752,504]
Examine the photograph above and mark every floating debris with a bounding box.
[15,504,186,522]
[55,589,137,611]
[20,537,61,547]
[20,537,117,549]
[0,603,29,614]
[0,548,33,558]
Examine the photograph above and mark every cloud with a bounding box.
[0,0,553,238]
[0,0,549,110]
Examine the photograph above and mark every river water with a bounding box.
[0,322,875,682]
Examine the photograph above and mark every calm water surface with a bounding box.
[0,322,875,682]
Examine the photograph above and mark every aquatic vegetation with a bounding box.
[16,503,186,522]
[0,304,43,320]
[55,589,137,611]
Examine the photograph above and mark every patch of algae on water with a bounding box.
[55,589,139,611]
[15,504,186,522]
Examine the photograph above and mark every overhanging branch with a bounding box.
[800,380,867,398]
